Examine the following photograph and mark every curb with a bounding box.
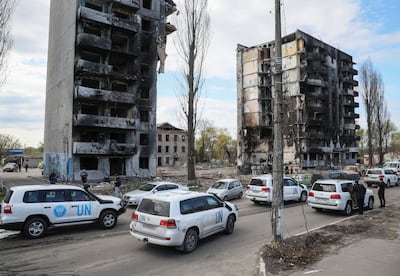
[258,207,379,276]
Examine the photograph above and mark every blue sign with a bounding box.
[54,205,67,217]
[7,149,23,155]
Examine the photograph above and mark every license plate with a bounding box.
[316,197,328,201]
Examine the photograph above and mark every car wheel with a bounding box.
[252,200,260,205]
[237,192,243,199]
[224,215,235,234]
[299,191,307,202]
[99,210,117,229]
[182,228,198,253]
[223,195,228,201]
[386,180,390,188]
[24,217,47,239]
[367,196,374,210]
[344,202,352,216]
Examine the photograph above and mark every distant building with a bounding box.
[44,0,177,181]
[236,30,359,174]
[157,122,188,167]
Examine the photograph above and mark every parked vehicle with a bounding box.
[2,162,18,172]
[364,168,399,188]
[123,181,189,207]
[292,173,312,187]
[130,190,238,253]
[383,161,400,175]
[342,165,362,176]
[245,174,308,204]
[310,171,349,185]
[207,178,243,200]
[0,184,126,238]
[308,179,374,215]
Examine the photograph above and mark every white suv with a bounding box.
[0,184,126,238]
[364,168,399,187]
[308,179,374,215]
[245,174,308,204]
[130,190,238,253]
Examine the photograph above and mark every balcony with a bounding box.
[74,114,136,130]
[73,141,136,155]
[76,33,111,51]
[165,23,177,35]
[79,7,138,33]
[75,86,135,103]
[113,0,140,11]
[166,0,177,16]
[76,59,112,76]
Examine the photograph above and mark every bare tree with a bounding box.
[0,0,15,87]
[360,58,379,166]
[174,0,210,183]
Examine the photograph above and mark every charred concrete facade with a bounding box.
[44,0,176,181]
[157,122,188,167]
[237,30,359,174]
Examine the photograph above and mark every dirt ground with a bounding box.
[260,203,400,275]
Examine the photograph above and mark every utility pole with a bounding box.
[271,0,284,242]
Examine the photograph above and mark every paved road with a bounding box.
[1,169,397,275]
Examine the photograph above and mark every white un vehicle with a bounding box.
[0,184,126,238]
[130,190,238,253]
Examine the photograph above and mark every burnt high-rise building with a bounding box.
[237,30,359,174]
[44,0,176,181]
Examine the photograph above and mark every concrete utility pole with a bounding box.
[271,0,284,242]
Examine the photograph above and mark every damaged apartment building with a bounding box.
[44,0,176,181]
[236,30,359,174]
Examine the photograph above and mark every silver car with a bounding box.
[207,179,243,201]
[123,181,189,206]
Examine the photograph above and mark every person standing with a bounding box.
[49,170,58,184]
[377,179,386,208]
[24,162,28,172]
[352,180,366,214]
[114,176,122,198]
[80,169,89,190]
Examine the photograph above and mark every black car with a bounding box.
[311,171,350,185]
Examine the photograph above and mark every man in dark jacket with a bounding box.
[352,180,366,214]
[377,179,386,208]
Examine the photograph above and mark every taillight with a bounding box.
[160,219,177,229]
[132,212,138,221]
[246,185,250,190]
[261,187,270,192]
[309,191,314,197]
[330,194,341,199]
[3,205,12,214]
[379,175,384,180]
[365,174,368,177]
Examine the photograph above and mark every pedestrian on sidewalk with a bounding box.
[24,162,28,172]
[49,170,58,184]
[114,176,122,198]
[353,180,366,214]
[80,169,89,190]
[377,179,386,207]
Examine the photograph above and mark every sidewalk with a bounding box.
[287,238,400,276]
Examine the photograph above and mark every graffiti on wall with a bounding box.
[44,153,72,182]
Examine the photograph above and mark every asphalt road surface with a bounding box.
[1,169,397,276]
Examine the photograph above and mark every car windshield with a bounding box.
[138,183,157,191]
[312,183,336,192]
[383,163,396,168]
[212,181,227,189]
[249,179,267,186]
[367,170,381,174]
[343,166,356,170]
[137,198,170,216]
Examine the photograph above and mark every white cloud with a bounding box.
[1,0,400,147]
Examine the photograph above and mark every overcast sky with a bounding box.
[0,0,399,148]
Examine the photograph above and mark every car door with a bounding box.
[203,195,225,233]
[67,189,98,222]
[227,181,235,199]
[41,189,76,224]
[283,178,299,201]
